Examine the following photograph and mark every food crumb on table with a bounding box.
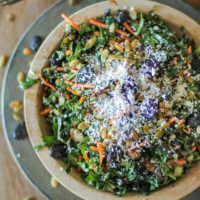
[6,13,15,22]
[50,176,60,188]
[0,55,9,68]
[23,47,32,56]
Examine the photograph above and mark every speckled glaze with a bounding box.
[24,1,200,200]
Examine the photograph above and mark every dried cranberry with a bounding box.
[29,36,43,52]
[117,10,130,23]
[49,144,67,159]
[122,77,137,104]
[141,99,158,120]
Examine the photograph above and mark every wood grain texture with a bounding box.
[0,1,57,200]
[0,1,199,200]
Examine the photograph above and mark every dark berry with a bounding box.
[107,145,124,168]
[122,77,137,104]
[142,59,158,77]
[141,99,158,120]
[49,144,67,159]
[76,65,95,84]
[117,10,130,23]
[13,122,27,140]
[186,113,200,128]
[104,8,112,17]
[49,52,63,66]
[29,36,43,52]
[191,58,200,74]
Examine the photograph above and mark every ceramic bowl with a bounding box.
[24,0,200,199]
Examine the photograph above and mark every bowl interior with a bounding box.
[24,0,200,200]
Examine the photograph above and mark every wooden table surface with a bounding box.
[0,0,199,200]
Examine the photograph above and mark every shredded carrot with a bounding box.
[39,107,51,115]
[115,29,129,36]
[187,46,192,55]
[90,146,99,152]
[89,18,108,29]
[192,146,197,152]
[178,119,185,126]
[56,67,65,71]
[96,142,104,165]
[123,22,134,35]
[64,93,71,100]
[69,67,79,73]
[61,13,80,31]
[94,31,100,36]
[114,42,124,52]
[167,117,177,125]
[66,86,81,96]
[79,96,86,104]
[39,75,56,91]
[175,159,187,166]
[65,50,73,56]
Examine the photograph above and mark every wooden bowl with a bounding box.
[24,0,200,199]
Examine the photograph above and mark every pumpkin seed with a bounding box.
[124,39,131,52]
[109,23,116,33]
[131,39,139,50]
[85,36,96,49]
[154,130,164,138]
[132,132,139,140]
[143,124,150,134]
[13,113,23,121]
[69,59,80,68]
[95,114,104,121]
[101,49,109,60]
[101,128,108,139]
[174,165,183,177]
[78,122,89,131]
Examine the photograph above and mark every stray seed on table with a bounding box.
[0,55,8,68]
[9,100,23,113]
[6,13,15,22]
[23,47,32,56]
[68,0,77,6]
[22,196,36,200]
[17,71,25,82]
[50,177,59,188]
[13,113,23,121]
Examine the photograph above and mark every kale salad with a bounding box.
[34,8,200,195]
